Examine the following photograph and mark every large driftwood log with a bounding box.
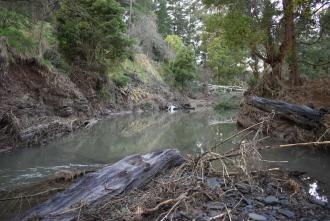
[250,96,323,129]
[17,149,184,221]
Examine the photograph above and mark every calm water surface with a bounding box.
[0,110,329,199]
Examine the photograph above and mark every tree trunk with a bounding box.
[251,53,259,79]
[283,0,300,86]
[129,0,133,32]
[17,149,185,221]
[250,96,322,129]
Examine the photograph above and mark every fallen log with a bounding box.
[250,96,323,129]
[16,149,184,221]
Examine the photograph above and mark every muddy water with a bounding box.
[0,110,329,200]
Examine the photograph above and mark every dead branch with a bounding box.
[264,140,330,150]
[159,193,187,221]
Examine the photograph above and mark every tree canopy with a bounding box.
[56,0,131,68]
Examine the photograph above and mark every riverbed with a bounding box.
[0,109,329,201]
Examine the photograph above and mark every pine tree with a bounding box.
[156,0,172,37]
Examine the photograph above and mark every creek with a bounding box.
[0,109,329,201]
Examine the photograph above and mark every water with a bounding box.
[0,110,237,189]
[0,110,329,200]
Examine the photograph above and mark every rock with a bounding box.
[300,218,319,221]
[310,198,327,207]
[243,198,253,205]
[170,211,190,220]
[278,209,295,219]
[205,202,225,210]
[206,177,224,189]
[243,205,254,213]
[236,183,250,193]
[248,213,267,221]
[58,105,73,117]
[264,196,279,205]
[267,216,277,221]
[195,216,209,221]
[279,199,289,206]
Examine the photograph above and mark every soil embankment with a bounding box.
[238,78,330,143]
[0,40,184,152]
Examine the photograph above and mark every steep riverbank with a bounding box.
[0,40,188,153]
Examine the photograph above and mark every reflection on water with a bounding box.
[0,110,329,200]
[0,110,237,188]
[262,146,330,199]
[309,181,328,203]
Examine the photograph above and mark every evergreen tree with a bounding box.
[156,0,172,37]
[56,0,131,68]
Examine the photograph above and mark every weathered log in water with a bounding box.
[16,149,184,221]
[250,96,323,129]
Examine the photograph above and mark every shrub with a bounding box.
[113,74,130,88]
[0,27,36,55]
[168,45,197,90]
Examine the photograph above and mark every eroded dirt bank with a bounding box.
[238,78,330,143]
[0,41,185,153]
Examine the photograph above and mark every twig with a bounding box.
[0,188,65,202]
[317,128,330,142]
[210,121,264,151]
[159,193,187,221]
[264,140,330,149]
[140,198,177,215]
[209,211,228,220]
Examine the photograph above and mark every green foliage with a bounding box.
[156,0,172,37]
[165,35,185,53]
[0,8,36,55]
[298,8,330,79]
[168,45,197,89]
[0,8,30,30]
[222,11,259,50]
[134,0,155,15]
[113,73,130,88]
[0,27,36,55]
[205,36,247,83]
[248,75,258,88]
[56,0,131,68]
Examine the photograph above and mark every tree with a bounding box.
[129,15,172,61]
[298,7,330,78]
[206,37,247,83]
[166,35,197,89]
[169,46,197,89]
[156,0,172,37]
[165,35,185,52]
[56,0,131,68]
[203,0,330,86]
